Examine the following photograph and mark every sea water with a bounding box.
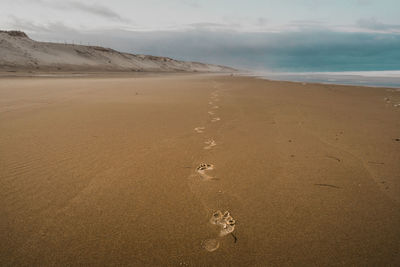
[249,70,400,88]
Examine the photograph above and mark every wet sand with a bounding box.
[1,74,399,265]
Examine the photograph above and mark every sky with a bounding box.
[1,0,400,72]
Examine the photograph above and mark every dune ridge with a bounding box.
[0,30,236,73]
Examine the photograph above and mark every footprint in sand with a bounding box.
[209,101,213,105]
[202,239,219,252]
[212,105,219,109]
[204,139,216,150]
[211,91,219,96]
[194,127,205,133]
[196,163,215,180]
[210,210,236,237]
[203,210,236,252]
[211,117,220,122]
[208,111,215,115]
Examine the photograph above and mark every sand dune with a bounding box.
[0,74,399,265]
[0,30,235,73]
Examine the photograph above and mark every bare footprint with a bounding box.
[209,101,213,105]
[211,95,218,99]
[204,139,216,150]
[210,210,236,237]
[211,117,220,122]
[202,239,220,252]
[194,127,205,133]
[196,163,215,180]
[208,111,215,115]
[212,105,219,109]
[203,210,236,252]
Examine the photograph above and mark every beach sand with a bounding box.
[1,74,399,265]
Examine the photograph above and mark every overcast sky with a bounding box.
[1,0,400,71]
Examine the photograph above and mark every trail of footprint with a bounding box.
[196,163,215,180]
[188,170,238,252]
[204,139,216,150]
[190,87,235,252]
[194,127,205,133]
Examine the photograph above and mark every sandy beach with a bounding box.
[1,74,399,265]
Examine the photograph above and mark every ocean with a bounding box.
[250,71,400,88]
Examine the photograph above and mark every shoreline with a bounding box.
[2,69,400,92]
[243,70,400,89]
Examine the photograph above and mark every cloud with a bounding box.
[256,18,269,27]
[184,22,239,31]
[357,18,400,33]
[19,0,130,23]
[178,0,201,8]
[282,20,328,31]
[66,2,129,22]
[6,15,78,34]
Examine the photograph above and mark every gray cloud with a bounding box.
[289,20,325,26]
[256,18,269,27]
[179,0,201,8]
[23,0,130,22]
[285,20,328,31]
[357,18,400,32]
[66,2,129,22]
[7,15,77,34]
[185,22,239,31]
